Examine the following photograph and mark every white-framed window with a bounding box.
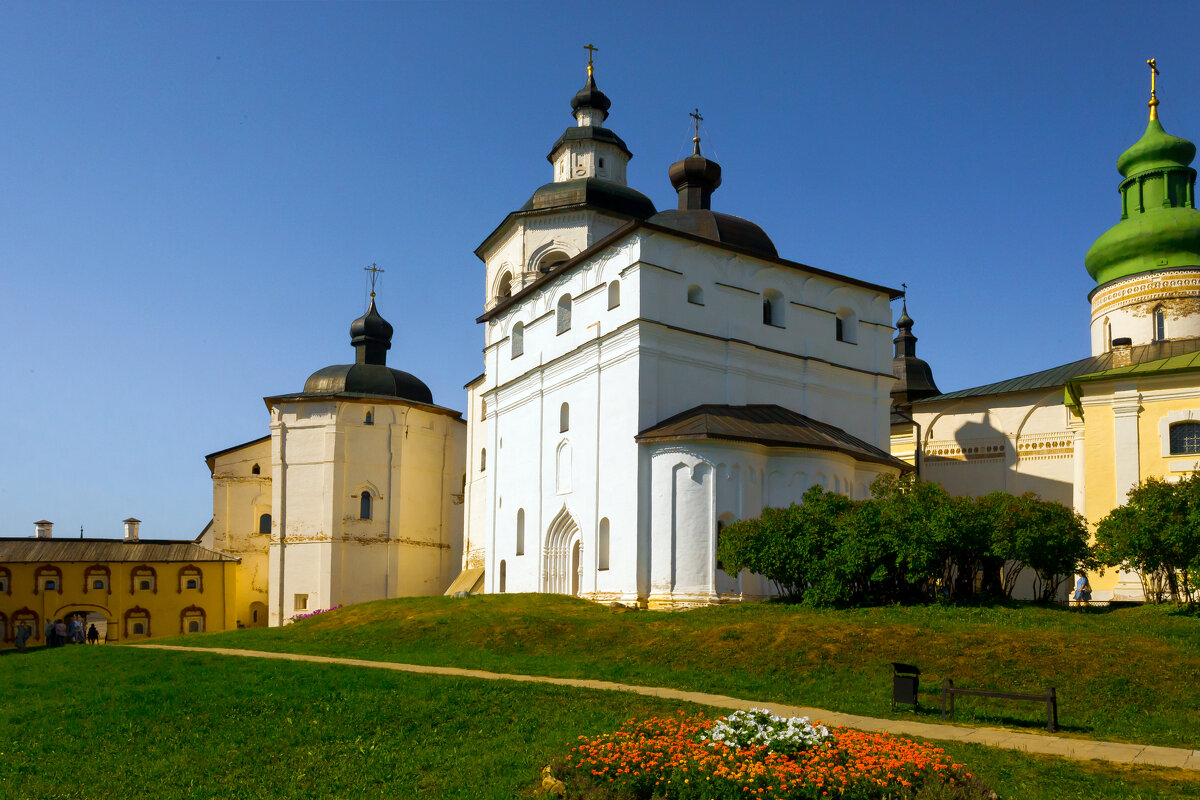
[557,295,572,334]
[597,518,610,571]
[511,322,524,357]
[763,290,784,327]
[835,307,858,343]
[1158,410,1200,457]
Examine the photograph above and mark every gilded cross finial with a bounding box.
[690,108,703,154]
[584,43,598,77]
[1148,58,1160,120]
[364,263,385,300]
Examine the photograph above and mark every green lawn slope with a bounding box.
[177,595,1200,748]
[0,643,1198,799]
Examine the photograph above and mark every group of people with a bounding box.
[12,616,101,651]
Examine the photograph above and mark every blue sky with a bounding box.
[3,2,1198,539]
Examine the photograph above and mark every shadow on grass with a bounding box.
[900,703,1095,736]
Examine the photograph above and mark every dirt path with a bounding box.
[137,644,1200,771]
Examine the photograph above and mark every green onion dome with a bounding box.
[1085,115,1200,285]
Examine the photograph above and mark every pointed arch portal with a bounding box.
[542,506,582,596]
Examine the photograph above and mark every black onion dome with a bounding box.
[521,177,656,219]
[570,73,611,115]
[300,299,433,404]
[350,300,393,342]
[891,303,939,405]
[648,139,777,258]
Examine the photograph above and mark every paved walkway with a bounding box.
[138,644,1200,771]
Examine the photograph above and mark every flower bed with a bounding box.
[288,605,341,623]
[545,710,992,799]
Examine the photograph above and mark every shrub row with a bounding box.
[716,475,1094,607]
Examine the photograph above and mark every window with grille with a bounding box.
[1169,422,1200,454]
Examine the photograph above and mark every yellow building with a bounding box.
[889,70,1200,601]
[0,519,238,648]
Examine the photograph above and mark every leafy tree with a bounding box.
[984,492,1093,602]
[869,474,958,602]
[1096,476,1200,604]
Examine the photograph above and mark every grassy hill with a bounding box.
[3,596,1199,799]
[181,594,1200,748]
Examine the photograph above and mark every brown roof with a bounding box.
[0,538,239,564]
[636,404,912,471]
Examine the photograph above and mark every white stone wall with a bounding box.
[268,399,466,625]
[468,227,901,606]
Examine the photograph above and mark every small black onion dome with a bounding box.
[350,299,393,343]
[647,139,777,258]
[299,299,434,404]
[668,142,723,201]
[521,177,656,219]
[891,303,939,404]
[570,73,611,115]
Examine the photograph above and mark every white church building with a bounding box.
[461,64,910,608]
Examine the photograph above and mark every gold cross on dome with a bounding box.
[364,263,385,299]
[1148,58,1160,120]
[584,43,598,75]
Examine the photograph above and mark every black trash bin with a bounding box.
[891,662,920,710]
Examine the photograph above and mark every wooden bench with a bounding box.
[941,678,1058,732]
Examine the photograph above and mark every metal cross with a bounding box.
[1148,58,1159,92]
[1147,58,1160,120]
[690,108,703,139]
[364,263,385,299]
[584,43,598,74]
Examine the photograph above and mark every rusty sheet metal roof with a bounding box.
[916,336,1200,403]
[636,404,911,471]
[0,538,239,564]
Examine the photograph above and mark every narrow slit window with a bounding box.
[360,492,372,520]
[560,402,570,433]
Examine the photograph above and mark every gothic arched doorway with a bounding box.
[543,506,581,595]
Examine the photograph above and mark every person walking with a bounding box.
[54,619,68,646]
[15,623,31,652]
[45,620,55,647]
[87,624,100,645]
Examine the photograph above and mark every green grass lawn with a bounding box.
[174,595,1200,748]
[1,644,1198,799]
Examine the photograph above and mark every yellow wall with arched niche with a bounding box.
[0,559,237,648]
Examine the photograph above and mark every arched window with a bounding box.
[481,399,487,420]
[511,322,524,358]
[608,280,620,309]
[557,295,572,334]
[835,308,857,343]
[180,605,206,635]
[559,402,570,433]
[497,271,513,300]
[516,509,525,556]
[763,290,784,327]
[499,559,507,593]
[360,492,372,520]
[541,251,570,273]
[1103,317,1112,351]
[258,513,271,534]
[687,285,704,305]
[597,518,610,571]
[1154,305,1166,341]
[364,410,373,426]
[480,448,487,472]
[251,463,261,475]
[1169,421,1200,454]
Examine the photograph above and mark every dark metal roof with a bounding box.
[302,364,433,404]
[636,404,912,471]
[647,209,777,258]
[0,538,239,563]
[520,177,655,218]
[546,126,630,161]
[917,336,1200,403]
[264,391,463,420]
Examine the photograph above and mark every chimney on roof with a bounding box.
[34,520,53,539]
[123,518,141,542]
[1112,337,1133,368]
